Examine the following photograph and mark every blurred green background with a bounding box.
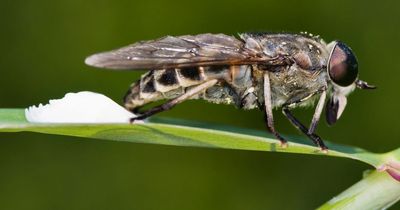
[1,0,399,209]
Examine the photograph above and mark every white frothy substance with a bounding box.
[25,91,137,123]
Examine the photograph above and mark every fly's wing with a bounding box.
[85,33,274,70]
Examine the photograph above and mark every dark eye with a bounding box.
[327,41,358,86]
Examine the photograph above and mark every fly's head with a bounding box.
[325,41,376,125]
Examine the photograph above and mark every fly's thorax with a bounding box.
[268,65,328,108]
[241,33,330,71]
[243,33,331,108]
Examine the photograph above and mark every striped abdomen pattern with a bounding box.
[124,65,260,110]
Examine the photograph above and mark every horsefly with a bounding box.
[85,32,376,151]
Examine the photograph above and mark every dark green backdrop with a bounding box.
[1,0,399,209]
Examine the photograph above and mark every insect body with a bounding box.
[85,32,375,151]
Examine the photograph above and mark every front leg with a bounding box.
[282,89,328,151]
[308,90,327,135]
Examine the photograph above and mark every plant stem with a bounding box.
[318,170,400,209]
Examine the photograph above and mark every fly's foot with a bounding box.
[129,117,138,124]
[309,133,328,153]
[320,145,329,154]
[280,141,288,149]
[316,140,329,153]
[321,148,329,154]
[276,134,288,149]
[129,116,145,124]
[271,132,288,149]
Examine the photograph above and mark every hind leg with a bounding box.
[130,79,218,122]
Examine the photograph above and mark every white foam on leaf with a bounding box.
[25,91,138,123]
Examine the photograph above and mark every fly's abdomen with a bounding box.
[124,65,255,110]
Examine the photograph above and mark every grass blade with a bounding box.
[0,108,384,167]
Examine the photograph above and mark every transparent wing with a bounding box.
[85,33,274,70]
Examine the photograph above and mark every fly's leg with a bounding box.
[263,72,287,148]
[130,79,218,122]
[282,107,328,151]
[308,90,327,135]
[282,89,328,151]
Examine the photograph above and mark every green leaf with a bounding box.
[0,108,385,167]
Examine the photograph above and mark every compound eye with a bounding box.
[328,41,358,86]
